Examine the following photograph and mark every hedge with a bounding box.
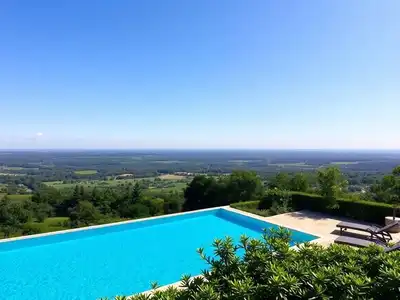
[290,192,393,224]
[235,191,394,225]
[230,200,260,210]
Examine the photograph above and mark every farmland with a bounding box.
[74,170,98,175]
[5,194,32,201]
[44,174,192,192]
[1,150,400,197]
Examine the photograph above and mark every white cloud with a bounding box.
[36,132,43,137]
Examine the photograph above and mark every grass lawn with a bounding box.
[44,175,191,191]
[74,170,98,175]
[158,174,187,180]
[44,178,152,189]
[2,167,24,171]
[268,162,311,167]
[330,161,359,165]
[6,194,32,201]
[149,182,187,192]
[152,160,186,164]
[43,217,69,226]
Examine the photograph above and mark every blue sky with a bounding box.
[1,1,399,149]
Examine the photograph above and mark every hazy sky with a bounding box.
[1,1,399,149]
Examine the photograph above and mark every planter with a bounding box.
[384,216,400,233]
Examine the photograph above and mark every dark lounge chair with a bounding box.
[336,221,399,242]
[335,236,400,253]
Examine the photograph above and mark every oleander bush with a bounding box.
[101,228,400,300]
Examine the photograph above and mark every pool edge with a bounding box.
[0,206,227,245]
[224,207,323,239]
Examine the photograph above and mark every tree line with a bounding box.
[1,166,399,239]
[0,182,183,238]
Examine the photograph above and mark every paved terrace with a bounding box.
[227,207,400,246]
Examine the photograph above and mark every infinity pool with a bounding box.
[0,208,317,299]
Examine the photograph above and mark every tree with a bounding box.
[224,170,264,203]
[183,175,223,211]
[69,200,101,227]
[289,173,309,192]
[0,199,30,237]
[268,172,290,190]
[142,197,164,216]
[34,202,53,222]
[317,166,348,208]
[386,166,400,220]
[132,182,142,203]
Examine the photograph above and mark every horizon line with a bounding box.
[1,148,400,152]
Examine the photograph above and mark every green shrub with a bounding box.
[231,201,271,217]
[230,200,260,210]
[235,191,393,224]
[21,223,44,235]
[259,189,291,209]
[104,228,400,300]
[242,208,270,217]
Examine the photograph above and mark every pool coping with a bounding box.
[225,206,323,240]
[0,206,323,299]
[0,206,322,245]
[0,206,223,245]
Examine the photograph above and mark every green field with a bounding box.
[148,182,188,192]
[6,194,32,201]
[268,162,312,167]
[44,175,189,191]
[152,160,186,164]
[2,166,24,171]
[330,161,359,165]
[74,170,98,175]
[43,217,69,226]
[46,178,151,189]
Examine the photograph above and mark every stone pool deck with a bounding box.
[227,207,400,246]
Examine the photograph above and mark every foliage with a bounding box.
[237,208,271,217]
[289,173,309,192]
[232,190,292,217]
[269,192,292,215]
[249,191,394,224]
[317,166,348,208]
[69,200,101,227]
[230,200,260,211]
[0,199,31,237]
[268,172,311,192]
[106,228,400,300]
[183,175,226,210]
[267,172,290,190]
[183,171,264,211]
[224,170,264,203]
[369,166,400,220]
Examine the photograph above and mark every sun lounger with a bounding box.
[336,221,398,242]
[335,236,400,253]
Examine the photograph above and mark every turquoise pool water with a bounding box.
[0,208,317,299]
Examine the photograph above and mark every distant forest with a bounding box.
[1,150,400,183]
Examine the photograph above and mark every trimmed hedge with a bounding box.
[289,192,393,224]
[240,191,394,225]
[230,200,260,210]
